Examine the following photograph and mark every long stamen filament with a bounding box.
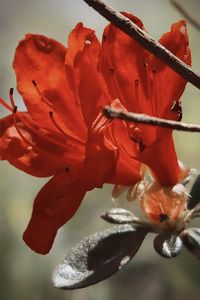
[49,111,72,139]
[9,88,15,107]
[8,89,71,150]
[3,87,85,153]
[12,106,35,147]
[0,97,13,112]
[92,111,110,134]
[32,80,53,108]
[33,81,85,145]
[17,112,72,150]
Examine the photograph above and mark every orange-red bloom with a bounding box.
[0,13,191,254]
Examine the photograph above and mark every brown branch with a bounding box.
[171,0,200,31]
[83,0,200,89]
[104,106,200,133]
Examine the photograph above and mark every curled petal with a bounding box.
[23,146,116,254]
[23,170,92,254]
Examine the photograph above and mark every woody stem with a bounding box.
[83,0,200,89]
[104,106,200,133]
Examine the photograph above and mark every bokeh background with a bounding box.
[0,0,200,299]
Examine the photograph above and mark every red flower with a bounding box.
[0,13,190,254]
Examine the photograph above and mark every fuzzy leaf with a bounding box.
[188,175,200,209]
[153,233,183,258]
[181,228,200,259]
[52,225,146,289]
[101,208,137,224]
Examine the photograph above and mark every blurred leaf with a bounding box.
[181,228,200,259]
[52,225,147,289]
[153,233,183,258]
[101,208,137,224]
[188,175,200,209]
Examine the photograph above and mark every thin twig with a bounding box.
[104,106,200,133]
[171,0,200,31]
[83,0,200,89]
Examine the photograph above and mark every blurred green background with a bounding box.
[0,0,200,299]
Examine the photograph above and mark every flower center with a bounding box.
[111,168,191,234]
[140,184,189,232]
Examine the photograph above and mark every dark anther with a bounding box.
[103,35,106,41]
[159,214,169,222]
[135,79,139,85]
[152,68,156,73]
[49,111,53,117]
[139,140,146,152]
[171,101,182,121]
[110,67,114,73]
[65,166,70,172]
[9,88,14,96]
[13,105,17,113]
[32,80,37,86]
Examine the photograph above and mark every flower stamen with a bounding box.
[0,97,13,112]
[92,111,110,134]
[32,80,54,108]
[49,111,71,138]
[11,105,35,147]
[9,89,73,150]
[8,88,34,146]
[9,87,18,110]
[159,214,169,222]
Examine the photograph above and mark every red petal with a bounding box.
[101,14,190,185]
[13,34,86,143]
[103,108,141,185]
[66,23,112,127]
[0,114,83,177]
[141,132,180,186]
[101,13,150,113]
[101,14,190,125]
[23,146,115,254]
[148,20,191,120]
[109,151,141,186]
[23,170,91,254]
